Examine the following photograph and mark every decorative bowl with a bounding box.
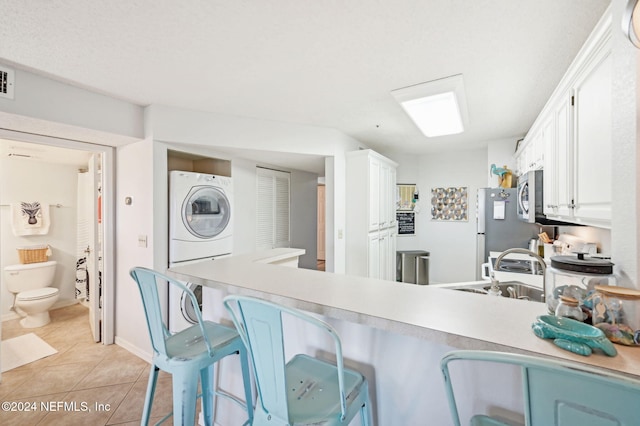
[531,315,617,357]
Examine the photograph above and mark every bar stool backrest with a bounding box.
[441,350,640,426]
[224,295,352,424]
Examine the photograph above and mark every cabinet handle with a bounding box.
[546,204,558,208]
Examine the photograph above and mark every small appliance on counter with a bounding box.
[545,253,616,316]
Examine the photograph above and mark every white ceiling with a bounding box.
[0,138,92,167]
[0,1,610,158]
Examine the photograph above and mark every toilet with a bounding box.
[4,260,59,328]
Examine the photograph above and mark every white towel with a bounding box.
[11,202,51,236]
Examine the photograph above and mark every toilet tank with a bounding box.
[4,260,57,293]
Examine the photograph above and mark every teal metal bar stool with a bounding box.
[223,295,373,426]
[441,350,640,426]
[130,267,253,426]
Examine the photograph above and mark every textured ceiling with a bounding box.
[0,0,610,156]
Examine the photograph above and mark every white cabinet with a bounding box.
[515,124,545,176]
[545,96,573,218]
[540,10,612,228]
[572,47,612,223]
[346,150,398,280]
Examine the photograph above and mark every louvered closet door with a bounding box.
[256,167,291,250]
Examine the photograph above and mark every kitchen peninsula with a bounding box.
[168,248,640,425]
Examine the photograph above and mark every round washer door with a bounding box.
[179,283,202,325]
[182,186,231,238]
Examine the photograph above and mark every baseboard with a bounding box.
[114,336,152,363]
[1,311,20,322]
[52,299,80,310]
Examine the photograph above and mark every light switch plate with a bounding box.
[138,235,148,248]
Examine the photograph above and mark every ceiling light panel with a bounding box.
[391,74,469,138]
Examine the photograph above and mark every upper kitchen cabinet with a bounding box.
[572,33,612,225]
[514,126,545,176]
[525,6,612,228]
[346,149,398,280]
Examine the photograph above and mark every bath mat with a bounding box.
[1,333,57,372]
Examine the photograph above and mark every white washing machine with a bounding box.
[169,170,233,263]
[168,257,223,333]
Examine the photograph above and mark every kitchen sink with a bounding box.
[451,281,544,302]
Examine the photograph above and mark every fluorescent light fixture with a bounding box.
[391,74,469,137]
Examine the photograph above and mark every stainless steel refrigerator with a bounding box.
[476,188,538,280]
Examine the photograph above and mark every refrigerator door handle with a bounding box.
[476,233,486,281]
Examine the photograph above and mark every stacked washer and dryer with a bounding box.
[168,170,233,332]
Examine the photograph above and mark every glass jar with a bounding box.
[545,254,616,315]
[591,285,640,346]
[555,295,585,321]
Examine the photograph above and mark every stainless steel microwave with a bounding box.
[516,170,543,223]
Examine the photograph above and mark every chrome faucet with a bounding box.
[491,248,547,302]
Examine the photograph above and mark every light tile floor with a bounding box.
[0,304,177,425]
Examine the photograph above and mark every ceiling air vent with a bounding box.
[0,65,15,100]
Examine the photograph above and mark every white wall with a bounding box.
[0,65,143,140]
[417,148,488,284]
[0,156,81,318]
[114,138,155,357]
[487,138,520,188]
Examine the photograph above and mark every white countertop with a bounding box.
[167,248,640,379]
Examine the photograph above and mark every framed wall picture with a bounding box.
[397,184,417,211]
[397,211,415,235]
[431,187,468,221]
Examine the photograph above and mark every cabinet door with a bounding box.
[368,232,381,279]
[534,125,546,169]
[379,163,390,229]
[573,50,612,223]
[379,230,388,280]
[389,167,397,227]
[555,95,574,218]
[368,159,380,232]
[542,114,557,216]
[387,228,397,281]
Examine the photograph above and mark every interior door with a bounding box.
[87,154,102,342]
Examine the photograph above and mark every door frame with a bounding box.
[0,128,115,344]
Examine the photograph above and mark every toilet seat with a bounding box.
[17,287,59,302]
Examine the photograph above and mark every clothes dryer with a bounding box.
[169,171,233,263]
